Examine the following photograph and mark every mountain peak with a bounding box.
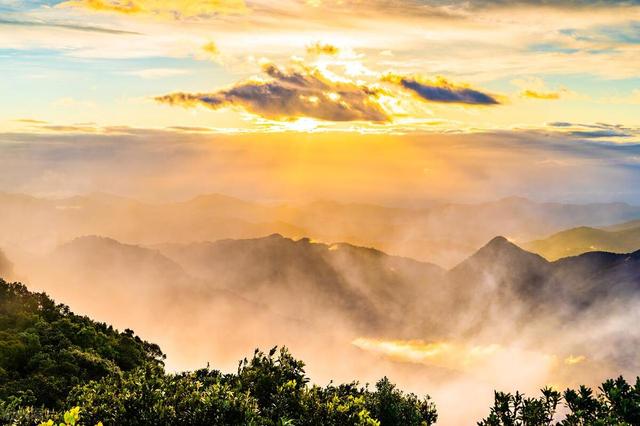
[451,235,549,274]
[477,236,530,256]
[485,235,511,247]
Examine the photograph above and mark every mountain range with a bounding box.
[3,192,640,268]
[5,231,640,379]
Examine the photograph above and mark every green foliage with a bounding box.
[0,279,164,409]
[365,377,437,426]
[562,377,640,426]
[68,365,260,426]
[65,347,438,426]
[479,378,640,426]
[37,406,103,426]
[478,387,560,426]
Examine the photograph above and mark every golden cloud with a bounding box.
[521,89,562,100]
[58,0,246,18]
[306,42,340,56]
[155,62,391,122]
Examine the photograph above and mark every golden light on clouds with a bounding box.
[155,62,393,122]
[521,90,562,100]
[201,41,219,58]
[59,0,246,18]
[564,355,587,365]
[351,337,561,389]
[306,42,340,56]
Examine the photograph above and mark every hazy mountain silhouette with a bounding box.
[10,230,640,378]
[14,231,640,339]
[156,234,444,334]
[3,192,640,268]
[445,236,640,327]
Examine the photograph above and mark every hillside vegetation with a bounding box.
[0,279,437,425]
[2,279,640,425]
[0,280,163,409]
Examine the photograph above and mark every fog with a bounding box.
[2,192,640,424]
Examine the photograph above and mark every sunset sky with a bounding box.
[2,0,640,202]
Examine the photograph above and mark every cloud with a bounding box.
[155,62,391,122]
[546,122,637,139]
[0,18,140,34]
[14,118,49,125]
[570,129,632,138]
[57,0,246,19]
[201,41,219,58]
[383,73,500,105]
[513,77,565,101]
[521,89,561,100]
[306,42,340,56]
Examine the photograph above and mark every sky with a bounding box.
[1,0,640,203]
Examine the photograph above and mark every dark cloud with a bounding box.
[383,73,500,105]
[156,63,390,122]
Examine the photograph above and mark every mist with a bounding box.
[2,192,640,424]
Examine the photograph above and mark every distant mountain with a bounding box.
[3,192,640,268]
[525,224,640,260]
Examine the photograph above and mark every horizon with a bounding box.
[4,189,640,208]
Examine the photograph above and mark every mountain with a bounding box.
[3,192,640,268]
[442,237,640,366]
[525,225,640,260]
[156,234,445,334]
[18,231,640,344]
[448,237,551,313]
[450,236,640,314]
[15,235,447,370]
[12,231,640,395]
